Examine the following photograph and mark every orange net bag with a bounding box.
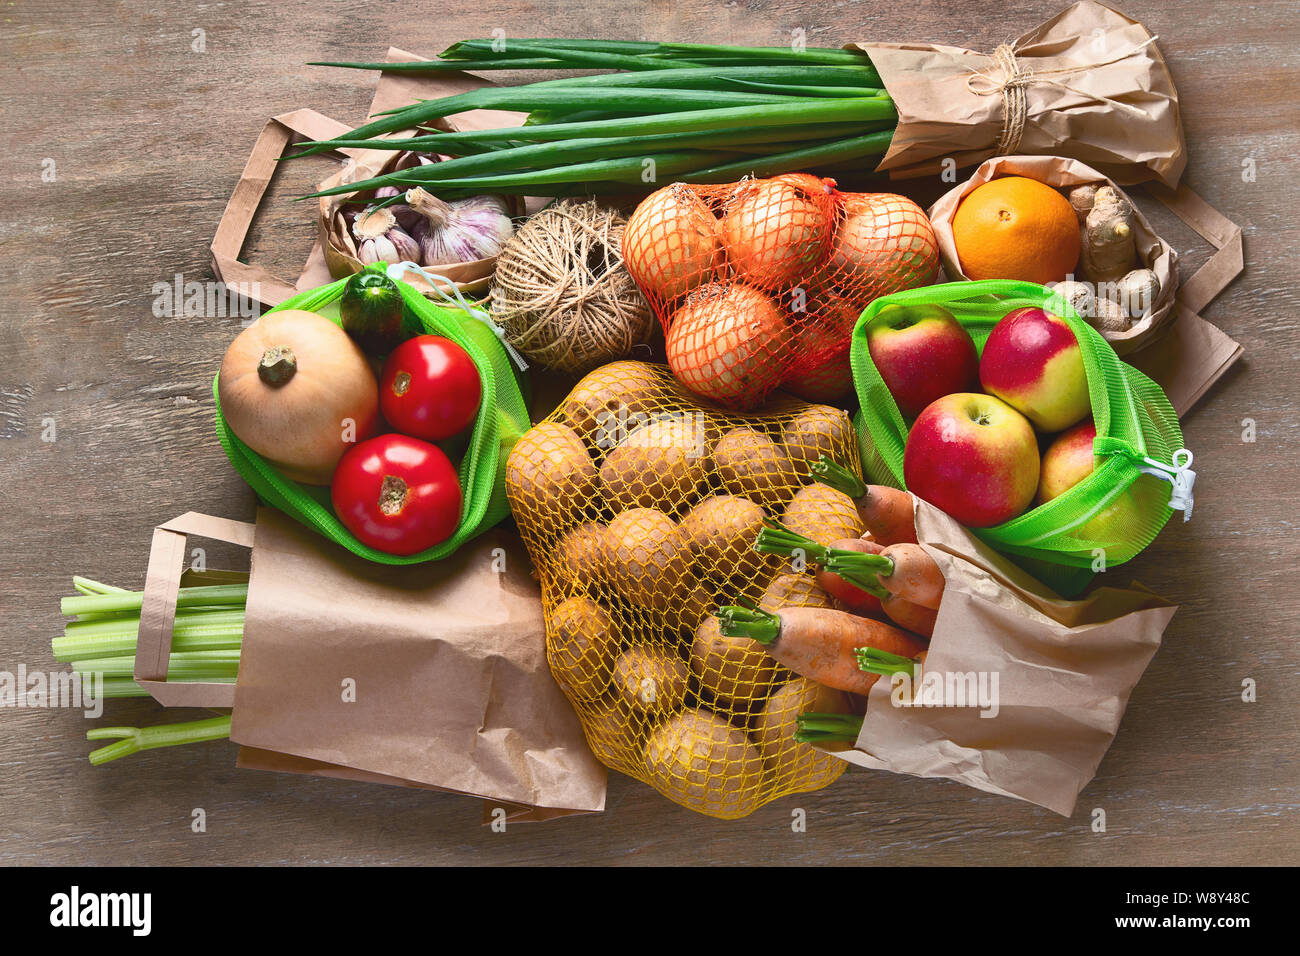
[506,360,872,819]
[621,175,941,409]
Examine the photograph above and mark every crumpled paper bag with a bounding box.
[229,507,606,818]
[927,154,1179,355]
[835,497,1177,816]
[852,1,1187,186]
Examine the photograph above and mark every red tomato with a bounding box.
[331,434,462,555]
[379,335,481,441]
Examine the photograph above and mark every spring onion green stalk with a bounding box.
[292,89,892,158]
[293,39,897,197]
[437,40,705,71]
[316,39,881,77]
[681,131,894,181]
[312,123,868,199]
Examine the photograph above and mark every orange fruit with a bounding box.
[951,176,1081,285]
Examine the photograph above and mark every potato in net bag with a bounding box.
[506,361,871,818]
[621,176,940,409]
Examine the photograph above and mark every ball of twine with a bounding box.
[490,199,654,374]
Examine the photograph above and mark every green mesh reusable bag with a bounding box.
[214,269,532,564]
[851,279,1192,585]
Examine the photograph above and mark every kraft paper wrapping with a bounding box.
[835,497,1177,817]
[228,508,606,818]
[316,48,531,296]
[924,154,1244,409]
[927,155,1179,355]
[853,1,1187,187]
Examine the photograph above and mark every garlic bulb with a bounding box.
[405,187,514,265]
[373,187,423,233]
[352,207,419,266]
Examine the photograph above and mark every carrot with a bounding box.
[817,538,885,615]
[810,456,917,545]
[795,648,926,743]
[880,592,937,637]
[717,604,926,695]
[823,541,945,610]
[753,522,886,615]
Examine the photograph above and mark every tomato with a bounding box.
[379,335,481,441]
[330,434,462,555]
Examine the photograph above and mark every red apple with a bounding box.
[979,307,1090,432]
[866,303,979,418]
[904,392,1040,528]
[1037,419,1096,504]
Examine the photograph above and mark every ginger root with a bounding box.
[1091,295,1131,333]
[1112,267,1160,318]
[1067,184,1100,224]
[1079,186,1138,284]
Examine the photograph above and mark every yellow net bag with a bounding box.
[506,360,867,818]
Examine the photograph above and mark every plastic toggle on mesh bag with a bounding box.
[620,176,941,409]
[506,360,878,818]
[850,279,1190,581]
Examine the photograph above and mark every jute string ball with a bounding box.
[490,200,654,374]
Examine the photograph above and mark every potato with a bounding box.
[713,426,799,510]
[604,508,689,615]
[758,571,835,612]
[600,417,709,511]
[643,707,767,818]
[560,360,667,444]
[676,579,721,635]
[780,483,864,545]
[752,677,852,787]
[680,494,774,582]
[580,698,642,769]
[547,596,619,701]
[782,404,856,471]
[552,521,609,590]
[612,643,689,719]
[506,421,598,529]
[690,614,785,708]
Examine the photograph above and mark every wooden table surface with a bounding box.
[3,0,1297,866]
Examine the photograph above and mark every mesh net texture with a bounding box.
[622,176,940,410]
[850,280,1185,574]
[506,360,868,818]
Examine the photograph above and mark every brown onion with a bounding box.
[665,283,788,408]
[720,177,834,289]
[622,183,720,303]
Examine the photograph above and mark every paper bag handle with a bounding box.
[134,512,257,708]
[1145,182,1244,314]
[210,108,357,310]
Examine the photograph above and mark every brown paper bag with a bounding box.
[928,156,1179,353]
[853,0,1186,186]
[315,49,529,296]
[925,155,1243,409]
[211,49,534,309]
[834,497,1177,817]
[133,509,606,817]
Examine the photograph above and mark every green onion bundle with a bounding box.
[291,39,899,199]
[54,576,240,763]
